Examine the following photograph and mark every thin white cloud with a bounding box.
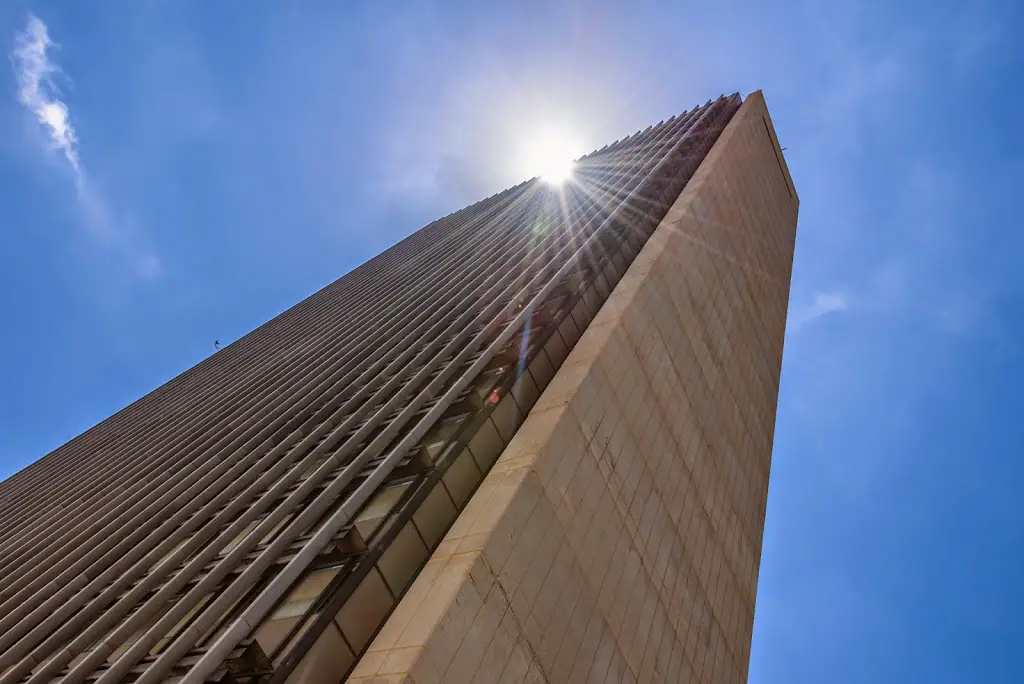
[12,14,80,174]
[10,13,159,277]
[791,291,849,331]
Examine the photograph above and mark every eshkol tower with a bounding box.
[0,91,798,684]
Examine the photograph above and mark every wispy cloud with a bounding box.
[12,14,80,174]
[10,13,159,277]
[790,290,849,331]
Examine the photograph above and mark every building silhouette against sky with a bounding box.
[0,91,797,684]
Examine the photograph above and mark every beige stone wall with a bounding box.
[347,91,798,684]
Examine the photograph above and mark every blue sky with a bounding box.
[0,1,1021,681]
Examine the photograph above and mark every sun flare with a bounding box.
[521,128,584,187]
[538,152,575,185]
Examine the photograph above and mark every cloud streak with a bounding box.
[12,14,80,175]
[10,13,159,278]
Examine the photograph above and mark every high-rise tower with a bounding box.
[0,91,797,684]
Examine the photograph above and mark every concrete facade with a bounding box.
[347,91,798,684]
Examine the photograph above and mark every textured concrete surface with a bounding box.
[346,91,798,684]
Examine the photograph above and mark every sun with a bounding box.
[538,150,575,186]
[520,128,583,187]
